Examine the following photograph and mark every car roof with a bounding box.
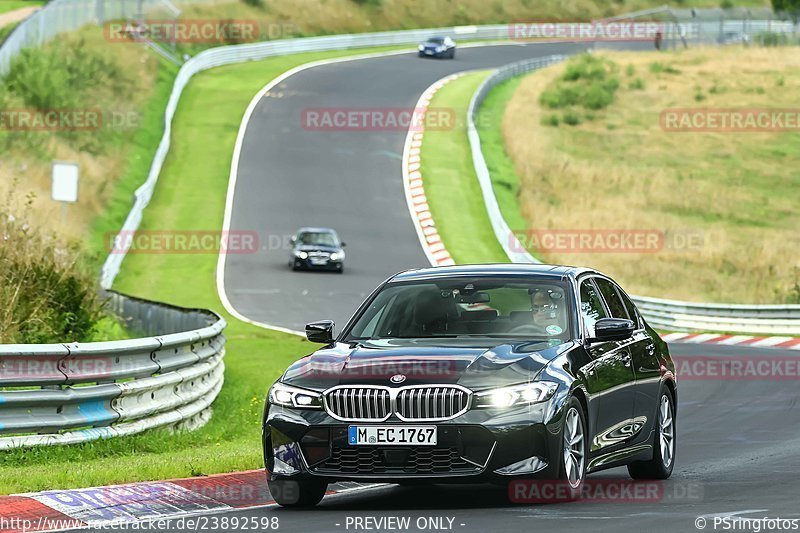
[389,263,601,283]
[296,227,337,234]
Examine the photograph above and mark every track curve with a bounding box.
[221,42,594,332]
[205,42,800,533]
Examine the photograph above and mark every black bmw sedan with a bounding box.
[289,227,345,272]
[262,264,676,506]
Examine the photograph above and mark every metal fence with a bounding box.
[0,0,180,74]
[466,55,800,335]
[97,24,532,289]
[0,291,226,449]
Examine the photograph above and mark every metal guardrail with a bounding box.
[466,55,800,336]
[0,292,226,449]
[97,17,798,289]
[97,24,537,289]
[0,0,181,75]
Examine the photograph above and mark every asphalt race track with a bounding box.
[79,344,800,533]
[88,42,800,532]
[221,41,596,332]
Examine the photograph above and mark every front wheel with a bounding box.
[558,397,587,498]
[268,479,328,507]
[628,388,675,479]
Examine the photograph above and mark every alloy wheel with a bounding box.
[563,407,585,489]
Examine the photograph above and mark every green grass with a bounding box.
[473,76,530,245]
[0,0,41,16]
[86,61,179,269]
[0,45,409,494]
[419,70,507,265]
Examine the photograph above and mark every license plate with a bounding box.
[425,50,433,55]
[348,426,437,446]
[310,259,328,265]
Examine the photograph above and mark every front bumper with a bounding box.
[263,401,566,484]
[418,48,448,57]
[292,257,343,270]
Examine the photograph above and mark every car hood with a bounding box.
[295,244,340,253]
[280,339,576,391]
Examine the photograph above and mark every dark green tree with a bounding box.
[772,0,800,20]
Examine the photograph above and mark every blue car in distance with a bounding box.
[418,36,456,58]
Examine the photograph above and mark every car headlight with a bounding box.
[330,251,344,261]
[294,250,308,259]
[474,382,558,408]
[418,44,425,51]
[269,382,323,409]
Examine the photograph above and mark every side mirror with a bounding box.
[306,320,335,344]
[340,241,346,247]
[290,235,297,243]
[590,318,635,342]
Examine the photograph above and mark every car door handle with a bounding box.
[622,353,632,367]
[646,343,656,356]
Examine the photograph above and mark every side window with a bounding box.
[579,279,607,337]
[616,288,643,329]
[595,278,629,320]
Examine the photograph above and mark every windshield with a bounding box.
[344,278,572,342]
[297,231,338,247]
[426,38,445,44]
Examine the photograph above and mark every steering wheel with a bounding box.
[507,323,550,336]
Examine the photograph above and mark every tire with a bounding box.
[557,397,587,500]
[268,479,328,508]
[449,48,455,59]
[628,387,676,479]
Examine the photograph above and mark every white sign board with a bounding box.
[52,161,79,203]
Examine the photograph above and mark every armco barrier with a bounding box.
[0,291,226,449]
[98,19,790,290]
[466,56,800,335]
